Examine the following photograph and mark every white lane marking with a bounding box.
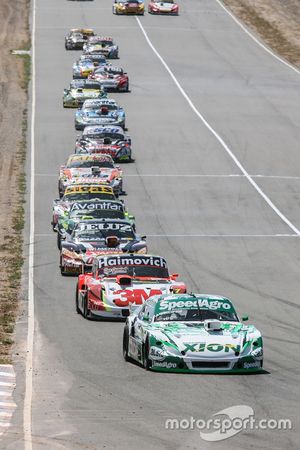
[35,233,299,238]
[35,173,300,180]
[0,382,15,388]
[215,0,300,76]
[147,234,297,237]
[0,411,13,419]
[24,0,36,448]
[135,18,300,236]
[0,402,17,408]
[0,372,15,378]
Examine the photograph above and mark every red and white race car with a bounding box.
[58,154,123,197]
[89,66,129,92]
[76,254,186,319]
[148,0,179,15]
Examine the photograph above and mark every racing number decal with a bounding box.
[114,289,162,307]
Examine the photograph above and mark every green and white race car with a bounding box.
[123,294,263,373]
[63,80,107,108]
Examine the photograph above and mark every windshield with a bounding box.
[84,103,118,111]
[63,192,115,201]
[100,265,169,278]
[154,308,238,322]
[70,209,124,219]
[84,132,124,140]
[67,159,113,168]
[74,230,106,242]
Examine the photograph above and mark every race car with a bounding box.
[58,154,123,197]
[89,66,129,92]
[52,184,116,230]
[123,293,263,373]
[56,199,136,249]
[113,0,145,15]
[75,99,126,130]
[63,80,107,108]
[72,55,107,79]
[83,37,119,59]
[76,254,186,318]
[65,29,95,50]
[75,125,133,162]
[60,219,147,275]
[58,154,124,197]
[148,0,179,15]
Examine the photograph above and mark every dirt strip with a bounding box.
[0,0,29,363]
[222,0,300,68]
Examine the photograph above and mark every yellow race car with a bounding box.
[113,0,144,15]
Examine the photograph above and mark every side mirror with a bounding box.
[171,273,179,280]
[128,214,135,220]
[141,235,146,240]
[242,315,249,322]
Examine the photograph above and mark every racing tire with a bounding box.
[143,337,151,370]
[75,283,80,314]
[83,294,90,319]
[60,259,66,276]
[57,232,61,250]
[123,326,130,361]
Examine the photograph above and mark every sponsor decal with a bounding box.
[113,288,163,307]
[99,255,167,268]
[183,343,240,354]
[153,361,177,369]
[71,201,123,212]
[149,346,165,361]
[79,222,132,232]
[159,298,233,312]
[243,361,260,369]
[65,185,113,194]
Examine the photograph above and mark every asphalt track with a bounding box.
[5,0,300,448]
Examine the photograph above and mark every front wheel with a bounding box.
[57,232,61,250]
[83,294,90,319]
[75,284,80,314]
[123,326,130,361]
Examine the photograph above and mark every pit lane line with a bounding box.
[135,17,300,236]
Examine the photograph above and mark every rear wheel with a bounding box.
[123,326,130,361]
[143,337,151,370]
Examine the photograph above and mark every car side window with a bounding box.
[137,304,146,320]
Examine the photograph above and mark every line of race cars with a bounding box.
[66,0,180,15]
[53,23,263,373]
